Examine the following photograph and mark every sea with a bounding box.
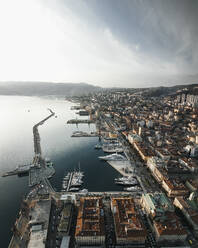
[0,95,120,247]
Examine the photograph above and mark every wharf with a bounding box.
[62,172,74,192]
[67,119,94,124]
[2,164,32,177]
[71,132,98,137]
[70,106,81,110]
[29,166,55,187]
[107,160,134,177]
[66,172,73,191]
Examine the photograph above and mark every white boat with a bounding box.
[115,176,128,181]
[124,186,142,192]
[115,178,138,186]
[99,153,127,161]
[102,145,123,153]
[79,188,88,193]
[95,144,102,149]
[69,187,79,192]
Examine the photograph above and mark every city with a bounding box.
[6,87,198,248]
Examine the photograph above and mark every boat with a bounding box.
[102,145,123,153]
[99,153,127,161]
[124,186,142,192]
[115,177,138,186]
[95,144,102,149]
[115,176,128,181]
[79,188,88,193]
[68,187,79,192]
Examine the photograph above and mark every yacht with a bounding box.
[68,187,79,192]
[99,153,127,161]
[79,188,88,193]
[124,186,142,192]
[115,176,128,181]
[115,177,138,186]
[102,145,123,153]
[95,144,102,149]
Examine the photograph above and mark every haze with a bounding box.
[0,0,197,87]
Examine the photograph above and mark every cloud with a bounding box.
[0,0,197,87]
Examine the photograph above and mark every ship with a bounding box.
[98,153,127,161]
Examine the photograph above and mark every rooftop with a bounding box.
[112,197,147,239]
[75,197,105,237]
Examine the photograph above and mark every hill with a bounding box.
[0,82,102,97]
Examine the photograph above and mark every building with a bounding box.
[58,203,73,235]
[75,197,105,246]
[185,179,198,192]
[28,200,51,248]
[133,141,154,161]
[141,193,187,243]
[153,212,187,243]
[141,193,174,218]
[162,178,189,197]
[174,194,198,236]
[111,197,147,246]
[128,133,142,145]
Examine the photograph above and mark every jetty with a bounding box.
[2,109,55,190]
[67,119,94,124]
[29,109,55,188]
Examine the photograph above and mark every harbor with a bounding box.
[0,97,143,247]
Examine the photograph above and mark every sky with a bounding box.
[0,0,198,88]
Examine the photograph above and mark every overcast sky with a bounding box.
[0,0,197,87]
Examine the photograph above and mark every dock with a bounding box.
[67,119,94,124]
[61,172,73,192]
[107,160,134,177]
[33,108,55,156]
[29,109,55,188]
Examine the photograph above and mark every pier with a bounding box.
[67,119,94,124]
[107,160,134,177]
[29,109,55,188]
[33,108,55,156]
[2,109,56,192]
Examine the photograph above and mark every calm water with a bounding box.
[0,96,120,247]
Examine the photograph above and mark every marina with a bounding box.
[61,170,84,192]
